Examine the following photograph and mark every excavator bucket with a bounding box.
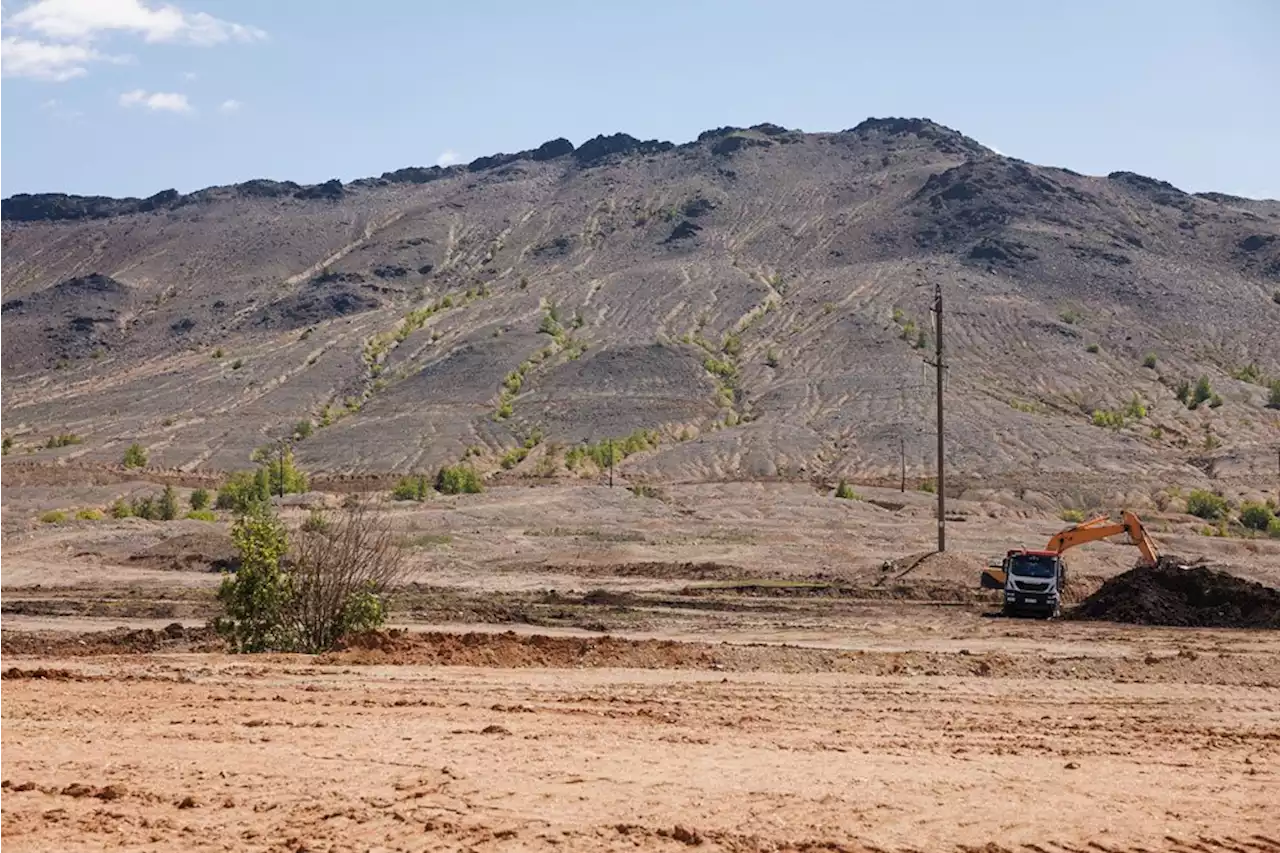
[980,567,1006,589]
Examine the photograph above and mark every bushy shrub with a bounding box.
[1060,508,1086,524]
[435,465,483,495]
[1142,353,1157,369]
[45,433,82,449]
[1186,489,1228,520]
[390,474,432,501]
[186,510,217,521]
[216,469,272,512]
[159,485,180,521]
[110,498,133,519]
[1239,502,1275,532]
[40,510,67,524]
[215,503,406,653]
[76,508,105,521]
[834,480,859,500]
[122,442,148,468]
[1269,380,1280,410]
[1190,376,1214,409]
[190,488,211,511]
[294,420,314,439]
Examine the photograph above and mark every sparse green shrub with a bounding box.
[1123,394,1147,420]
[1268,380,1280,409]
[216,470,272,513]
[1060,508,1086,524]
[1174,379,1192,405]
[190,488,211,511]
[919,478,937,494]
[76,508,105,521]
[186,510,217,522]
[122,442,148,469]
[159,485,180,521]
[130,495,159,520]
[703,356,736,379]
[1208,393,1223,408]
[1190,376,1213,409]
[1239,502,1275,532]
[500,447,529,469]
[1142,353,1157,369]
[250,445,309,496]
[915,329,928,350]
[2,435,12,455]
[1091,409,1125,429]
[435,465,483,495]
[495,401,514,420]
[40,510,67,524]
[765,347,780,368]
[834,480,859,500]
[215,509,293,652]
[1268,517,1280,539]
[1232,363,1265,385]
[110,498,133,519]
[1186,489,1228,521]
[45,433,82,449]
[391,474,432,502]
[1059,308,1081,325]
[564,430,659,471]
[212,348,224,359]
[722,333,742,356]
[629,484,663,499]
[294,420,313,440]
[301,508,330,533]
[1085,343,1100,354]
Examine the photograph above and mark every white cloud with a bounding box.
[11,0,266,45]
[119,88,192,113]
[436,150,461,167]
[40,96,83,120]
[218,98,240,113]
[0,34,117,80]
[182,69,196,80]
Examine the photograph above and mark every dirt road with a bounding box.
[4,624,1278,853]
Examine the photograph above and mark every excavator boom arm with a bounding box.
[1044,511,1160,566]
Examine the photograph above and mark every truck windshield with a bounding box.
[1008,554,1058,578]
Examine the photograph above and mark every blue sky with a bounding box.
[2,0,1277,199]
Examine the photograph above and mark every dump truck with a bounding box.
[980,510,1160,618]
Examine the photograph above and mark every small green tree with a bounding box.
[834,480,859,500]
[159,485,180,521]
[190,488,211,511]
[216,470,271,512]
[122,442,148,469]
[216,509,293,653]
[391,474,431,501]
[110,497,133,519]
[250,445,308,496]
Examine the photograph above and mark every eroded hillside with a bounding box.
[3,118,1279,504]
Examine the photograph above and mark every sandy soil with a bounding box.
[3,482,1278,851]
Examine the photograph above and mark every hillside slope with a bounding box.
[3,118,1279,504]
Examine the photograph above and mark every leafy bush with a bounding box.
[212,348,224,359]
[765,347,780,368]
[1123,394,1147,420]
[190,488,211,511]
[919,478,937,494]
[2,435,13,455]
[1186,489,1228,520]
[1269,380,1280,409]
[110,498,133,519]
[702,356,736,379]
[301,509,330,533]
[1239,502,1275,532]
[76,508,105,521]
[390,474,432,501]
[500,447,529,469]
[215,504,407,653]
[122,442,148,469]
[564,430,660,471]
[1085,343,1100,354]
[1060,508,1086,524]
[40,510,67,524]
[186,509,218,522]
[230,358,244,370]
[1091,409,1125,429]
[1142,353,1157,369]
[834,480,859,500]
[250,445,309,496]
[435,465,483,495]
[1269,517,1280,539]
[294,420,314,440]
[45,433,82,448]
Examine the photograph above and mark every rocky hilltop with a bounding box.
[3,118,1278,506]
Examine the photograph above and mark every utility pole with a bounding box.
[932,280,946,553]
[608,439,614,488]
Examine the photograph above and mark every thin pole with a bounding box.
[934,280,946,553]
[608,439,614,488]
[278,439,287,498]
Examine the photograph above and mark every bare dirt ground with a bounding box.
[3,482,1279,851]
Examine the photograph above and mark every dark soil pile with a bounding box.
[1073,559,1280,628]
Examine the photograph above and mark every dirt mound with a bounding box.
[0,624,222,656]
[129,530,238,573]
[1073,562,1280,628]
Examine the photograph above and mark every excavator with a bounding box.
[980,510,1160,618]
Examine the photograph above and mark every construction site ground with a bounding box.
[3,481,1279,852]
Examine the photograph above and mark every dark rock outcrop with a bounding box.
[574,133,673,166]
[293,179,344,201]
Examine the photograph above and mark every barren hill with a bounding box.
[3,118,1279,505]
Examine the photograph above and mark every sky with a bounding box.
[1,0,1278,199]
